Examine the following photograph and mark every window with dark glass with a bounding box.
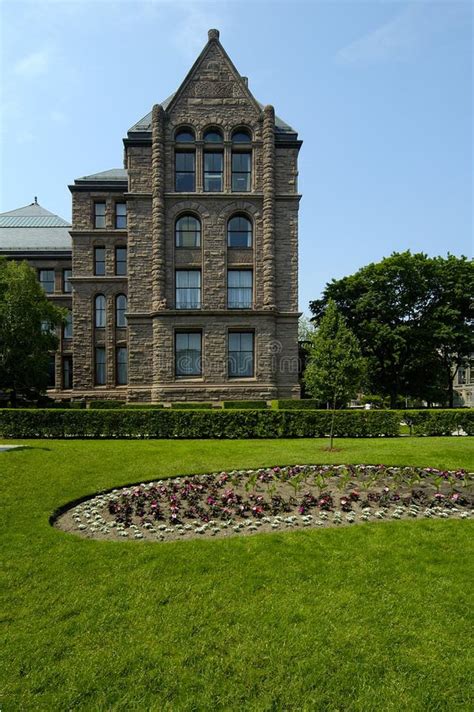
[175,128,195,142]
[204,152,223,192]
[203,128,223,143]
[227,270,253,309]
[39,269,55,293]
[94,202,106,229]
[95,347,106,385]
[47,355,56,388]
[175,270,201,309]
[175,215,201,247]
[63,356,73,389]
[175,332,202,377]
[41,320,52,334]
[470,359,474,384]
[115,246,127,275]
[94,247,105,276]
[227,215,252,248]
[116,347,128,385]
[63,310,73,339]
[115,203,127,229]
[232,130,251,144]
[116,294,127,327]
[458,368,466,385]
[63,268,72,293]
[175,152,195,192]
[95,294,106,328]
[228,332,254,378]
[232,152,251,192]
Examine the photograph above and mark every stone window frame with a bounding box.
[114,202,127,230]
[38,268,55,294]
[63,309,73,339]
[175,212,202,249]
[115,245,127,276]
[175,269,202,310]
[94,294,106,329]
[231,126,253,192]
[62,268,72,293]
[62,355,73,390]
[94,346,106,386]
[174,126,196,143]
[115,293,127,328]
[174,329,203,379]
[116,346,128,386]
[227,212,253,249]
[227,329,255,379]
[93,201,106,229]
[93,246,106,276]
[227,268,254,309]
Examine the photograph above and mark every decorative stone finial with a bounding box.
[34,196,38,204]
[208,28,220,40]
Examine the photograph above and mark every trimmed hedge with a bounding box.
[0,408,400,439]
[89,400,125,409]
[170,402,215,410]
[276,399,322,410]
[123,403,164,410]
[403,409,474,436]
[223,401,268,409]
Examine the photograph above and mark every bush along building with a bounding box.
[2,29,302,403]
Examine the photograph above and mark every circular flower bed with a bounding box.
[55,465,473,542]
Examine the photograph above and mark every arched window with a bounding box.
[94,294,106,328]
[203,128,223,143]
[115,294,127,327]
[227,215,252,248]
[175,128,195,143]
[175,215,201,248]
[232,129,251,144]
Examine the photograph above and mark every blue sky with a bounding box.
[1,0,472,313]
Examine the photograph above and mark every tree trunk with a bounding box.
[329,393,337,450]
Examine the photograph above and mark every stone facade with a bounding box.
[65,29,303,402]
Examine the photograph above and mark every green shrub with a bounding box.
[403,409,474,436]
[123,403,164,410]
[222,401,268,409]
[276,399,322,410]
[0,408,400,439]
[69,401,86,410]
[89,400,125,409]
[170,402,215,410]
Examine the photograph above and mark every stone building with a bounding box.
[2,29,302,403]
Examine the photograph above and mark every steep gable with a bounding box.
[165,29,261,119]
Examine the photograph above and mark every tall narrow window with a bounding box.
[175,215,201,248]
[63,268,72,293]
[470,359,474,384]
[48,355,56,387]
[63,310,73,339]
[115,203,127,229]
[458,368,466,385]
[95,294,106,328]
[94,247,105,276]
[95,347,106,385]
[204,152,223,192]
[175,270,201,309]
[94,202,106,228]
[175,152,195,191]
[228,332,254,378]
[227,215,252,248]
[115,246,127,275]
[39,269,55,293]
[227,270,253,309]
[116,347,128,385]
[115,294,127,327]
[175,332,202,377]
[63,356,73,389]
[232,152,251,192]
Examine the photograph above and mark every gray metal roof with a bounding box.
[75,168,128,183]
[0,202,71,252]
[128,94,296,135]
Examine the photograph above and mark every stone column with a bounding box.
[262,105,276,309]
[151,104,167,310]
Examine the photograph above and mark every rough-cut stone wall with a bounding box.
[64,31,302,402]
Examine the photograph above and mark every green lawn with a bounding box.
[1,438,473,711]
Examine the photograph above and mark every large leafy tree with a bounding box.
[0,259,65,404]
[309,252,474,407]
[304,300,366,448]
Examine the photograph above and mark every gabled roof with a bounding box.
[0,201,71,252]
[127,30,298,138]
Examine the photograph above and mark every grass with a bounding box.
[1,437,473,711]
